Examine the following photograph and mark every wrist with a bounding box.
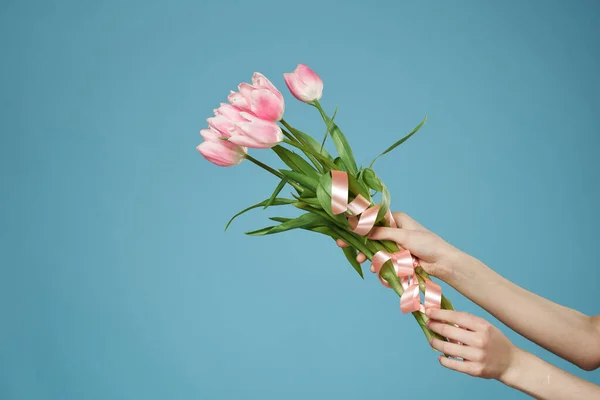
[438,248,481,285]
[498,347,529,387]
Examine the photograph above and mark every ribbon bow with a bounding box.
[330,170,441,314]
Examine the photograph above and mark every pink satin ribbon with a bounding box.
[331,170,442,314]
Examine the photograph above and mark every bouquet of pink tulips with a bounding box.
[198,64,455,346]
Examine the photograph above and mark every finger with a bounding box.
[336,239,349,248]
[438,356,481,376]
[392,212,428,231]
[425,309,481,331]
[430,338,481,361]
[368,227,412,247]
[427,321,478,346]
[356,252,367,263]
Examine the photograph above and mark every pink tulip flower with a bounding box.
[228,112,283,149]
[197,138,246,167]
[227,73,285,122]
[207,104,282,148]
[207,103,246,138]
[283,64,323,103]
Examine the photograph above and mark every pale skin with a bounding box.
[337,212,600,399]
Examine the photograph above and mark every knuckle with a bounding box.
[440,342,448,353]
[474,336,486,348]
[394,211,408,219]
[471,364,485,377]
[439,324,448,336]
[477,351,488,363]
[479,332,490,347]
[481,322,493,333]
[458,311,470,320]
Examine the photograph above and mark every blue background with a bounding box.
[1,0,599,399]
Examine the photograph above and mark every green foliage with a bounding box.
[291,127,333,161]
[316,173,349,227]
[342,246,364,278]
[245,213,328,236]
[369,115,427,168]
[360,168,390,224]
[225,198,295,231]
[314,101,358,175]
[264,178,289,209]
[272,145,319,180]
[279,169,318,192]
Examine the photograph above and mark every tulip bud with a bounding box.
[197,139,246,167]
[283,64,323,103]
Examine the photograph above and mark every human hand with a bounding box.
[336,212,465,281]
[426,308,518,380]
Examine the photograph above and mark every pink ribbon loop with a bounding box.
[330,170,442,314]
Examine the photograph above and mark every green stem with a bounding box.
[332,227,374,259]
[281,136,324,173]
[280,119,306,145]
[312,100,333,150]
[245,154,304,192]
[280,120,330,173]
[282,138,336,170]
[280,129,296,142]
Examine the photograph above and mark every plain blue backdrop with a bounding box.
[1,0,599,399]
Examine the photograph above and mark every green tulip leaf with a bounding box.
[315,103,358,175]
[264,178,289,210]
[361,168,383,192]
[279,169,318,192]
[225,198,295,231]
[342,246,364,278]
[316,173,349,226]
[245,213,328,236]
[369,115,427,168]
[360,168,390,224]
[290,127,333,161]
[320,105,338,151]
[272,145,319,180]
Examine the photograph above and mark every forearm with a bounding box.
[443,252,600,370]
[499,348,600,400]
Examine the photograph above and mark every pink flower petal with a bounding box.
[228,134,268,148]
[207,115,234,138]
[237,112,283,147]
[200,127,224,141]
[197,140,246,167]
[228,90,249,110]
[215,103,245,122]
[250,89,284,121]
[252,72,283,101]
